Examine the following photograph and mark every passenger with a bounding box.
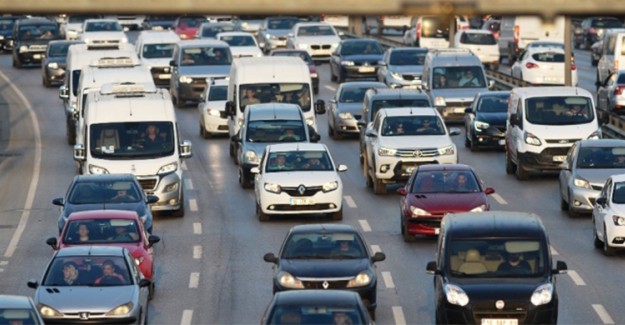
[40,30,53,39]
[182,53,195,65]
[614,154,625,167]
[298,90,311,108]
[279,129,301,142]
[458,69,479,87]
[241,88,260,107]
[95,260,125,285]
[76,223,90,242]
[393,123,405,135]
[301,157,324,170]
[211,48,227,64]
[450,174,471,192]
[333,312,354,325]
[497,252,531,274]
[109,225,139,241]
[434,74,448,88]
[142,124,165,150]
[110,189,135,202]
[61,262,81,285]
[566,104,588,117]
[416,118,436,133]
[283,92,299,104]
[331,240,360,256]
[270,154,293,171]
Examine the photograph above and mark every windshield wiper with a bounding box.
[330,254,360,259]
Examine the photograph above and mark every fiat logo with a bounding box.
[495,300,505,310]
[298,185,306,195]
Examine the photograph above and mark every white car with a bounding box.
[80,19,128,47]
[134,30,180,87]
[511,45,578,86]
[252,143,347,221]
[287,22,341,61]
[363,107,460,194]
[216,31,262,58]
[593,174,625,256]
[454,29,500,69]
[198,78,229,138]
[62,14,100,40]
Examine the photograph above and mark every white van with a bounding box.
[505,87,601,180]
[596,29,625,86]
[498,15,565,65]
[59,43,137,145]
[74,82,192,216]
[134,30,180,87]
[225,56,325,142]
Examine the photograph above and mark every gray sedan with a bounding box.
[597,70,625,115]
[376,47,427,89]
[28,246,150,324]
[41,40,82,87]
[559,139,625,217]
[327,81,387,139]
[0,295,44,324]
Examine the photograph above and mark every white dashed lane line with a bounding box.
[344,195,357,208]
[567,270,587,286]
[491,193,508,205]
[193,223,202,235]
[189,272,200,289]
[324,85,336,91]
[370,245,381,254]
[381,271,395,289]
[0,269,4,273]
[392,306,407,325]
[0,261,7,266]
[592,304,615,324]
[358,220,372,232]
[550,246,559,256]
[180,310,193,325]
[184,179,194,190]
[193,246,202,259]
[189,199,198,212]
[181,161,188,171]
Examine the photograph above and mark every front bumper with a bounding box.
[43,315,137,324]
[265,37,287,49]
[437,105,470,122]
[275,280,377,310]
[605,221,625,249]
[405,215,442,236]
[568,186,599,213]
[15,50,46,65]
[202,111,229,134]
[43,64,66,84]
[259,186,342,215]
[0,38,14,50]
[385,73,422,88]
[374,154,458,182]
[471,125,506,148]
[304,46,334,61]
[438,298,558,324]
[150,66,172,87]
[517,147,571,172]
[332,115,360,135]
[137,171,183,212]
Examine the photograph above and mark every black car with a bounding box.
[142,15,178,31]
[41,40,82,87]
[426,211,568,325]
[574,17,623,49]
[260,290,372,325]
[12,18,59,68]
[263,224,385,319]
[464,91,509,151]
[52,174,158,234]
[0,15,27,52]
[330,38,385,83]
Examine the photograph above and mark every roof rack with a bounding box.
[429,48,472,55]
[99,82,158,97]
[89,56,139,68]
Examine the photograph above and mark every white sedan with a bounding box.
[252,143,347,221]
[511,46,578,86]
[80,19,128,47]
[286,22,341,61]
[216,31,262,58]
[593,174,625,256]
[198,78,229,138]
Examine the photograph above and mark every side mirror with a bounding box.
[329,99,337,104]
[365,129,377,138]
[250,167,260,174]
[448,127,461,136]
[338,31,345,36]
[46,237,58,249]
[52,197,65,206]
[464,107,473,114]
[377,60,387,66]
[287,33,294,38]
[231,135,241,143]
[148,235,161,246]
[484,187,495,195]
[310,132,321,143]
[426,261,438,275]
[73,144,85,161]
[371,252,386,263]
[169,59,177,67]
[596,196,607,206]
[263,252,278,264]
[559,161,570,170]
[225,101,236,117]
[146,195,159,204]
[27,280,39,289]
[337,164,348,172]
[59,84,69,100]
[553,260,568,274]
[199,93,206,102]
[397,187,407,196]
[488,79,495,89]
[139,278,152,287]
[421,81,428,90]
[314,99,326,115]
[180,140,193,159]
[509,113,518,127]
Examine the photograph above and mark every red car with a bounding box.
[46,210,160,284]
[397,164,494,242]
[174,15,208,40]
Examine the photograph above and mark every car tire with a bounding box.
[330,207,343,220]
[560,193,568,211]
[464,134,470,148]
[239,168,252,189]
[330,65,337,82]
[338,71,346,83]
[200,123,209,139]
[402,218,416,242]
[505,149,516,174]
[43,76,51,88]
[593,221,603,249]
[67,116,76,146]
[515,152,529,180]
[368,308,376,321]
[469,137,479,152]
[373,175,387,195]
[314,86,319,95]
[172,202,185,218]
[364,158,373,188]
[229,141,235,158]
[591,57,598,67]
[567,190,577,217]
[174,94,185,108]
[328,122,334,136]
[574,41,580,49]
[257,202,269,221]
[604,225,616,256]
[148,282,155,300]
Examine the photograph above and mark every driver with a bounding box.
[458,69,480,87]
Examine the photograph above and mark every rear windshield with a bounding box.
[460,32,496,45]
[421,17,448,38]
[531,52,565,63]
[525,96,594,125]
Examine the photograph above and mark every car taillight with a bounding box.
[571,63,577,70]
[380,16,385,23]
[589,27,597,34]
[416,22,421,37]
[320,14,325,21]
[614,85,625,96]
[513,25,519,44]
[525,62,539,69]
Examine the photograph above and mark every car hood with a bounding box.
[202,100,227,110]
[0,29,13,37]
[342,54,383,63]
[35,286,137,313]
[389,65,424,75]
[406,192,488,213]
[141,58,173,68]
[475,112,507,125]
[429,88,483,103]
[242,142,273,156]
[336,102,364,116]
[453,278,548,301]
[280,258,370,278]
[527,123,598,141]
[46,57,67,64]
[378,135,452,149]
[178,65,231,78]
[295,35,340,45]
[62,202,145,218]
[575,169,617,186]
[262,171,339,187]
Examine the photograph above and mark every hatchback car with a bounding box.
[173,15,207,40]
[398,164,494,242]
[252,143,347,221]
[263,224,386,318]
[216,31,262,58]
[27,246,151,324]
[328,81,387,139]
[269,49,319,94]
[463,91,509,151]
[52,174,159,234]
[593,174,625,255]
[376,47,427,89]
[41,40,82,87]
[597,70,625,115]
[260,290,372,325]
[61,14,101,40]
[198,78,229,137]
[79,19,128,47]
[560,140,625,217]
[0,295,44,325]
[329,38,385,83]
[258,16,301,53]
[511,46,578,86]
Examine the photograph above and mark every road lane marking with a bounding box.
[381,271,395,289]
[344,196,357,208]
[180,310,193,325]
[567,270,586,286]
[324,85,336,91]
[550,246,559,256]
[0,71,42,258]
[392,306,406,325]
[370,245,381,254]
[189,272,200,288]
[181,161,188,171]
[592,304,615,324]
[184,179,194,190]
[491,193,508,205]
[193,223,202,235]
[358,220,371,232]
[189,199,198,212]
[0,261,7,266]
[193,245,202,259]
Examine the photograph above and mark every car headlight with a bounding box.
[264,182,281,194]
[83,38,90,44]
[268,34,277,40]
[470,204,486,212]
[341,60,355,66]
[338,112,353,120]
[306,116,315,126]
[613,215,625,226]
[410,206,431,216]
[322,181,339,193]
[241,22,249,28]
[245,150,259,164]
[179,75,193,84]
[331,43,338,49]
[444,284,469,306]
[48,62,59,69]
[297,43,308,49]
[524,131,542,146]
[346,271,372,287]
[378,147,397,156]
[474,120,490,131]
[434,96,446,107]
[277,271,304,289]
[19,45,27,53]
[207,108,221,117]
[88,164,109,175]
[0,35,5,40]
[121,37,129,43]
[106,302,133,316]
[573,177,590,189]
[158,162,178,175]
[179,34,188,39]
[437,145,455,156]
[587,130,602,140]
[390,71,403,79]
[38,304,63,317]
[530,283,553,306]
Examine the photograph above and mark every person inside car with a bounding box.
[76,223,90,242]
[269,154,293,171]
[61,261,81,285]
[279,129,301,142]
[95,260,126,285]
[458,69,479,87]
[301,157,324,170]
[331,240,361,256]
[108,225,139,241]
[497,252,531,274]
[241,88,260,107]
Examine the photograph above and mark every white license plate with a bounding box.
[359,66,375,73]
[158,74,171,79]
[454,107,466,113]
[553,155,566,162]
[482,319,518,325]
[33,54,42,59]
[290,198,315,206]
[434,228,440,235]
[498,139,506,145]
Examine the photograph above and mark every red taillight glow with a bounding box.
[513,25,519,44]
[614,85,625,96]
[571,64,577,70]
[416,23,421,37]
[589,27,597,34]
[525,62,539,69]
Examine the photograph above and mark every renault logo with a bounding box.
[298,185,306,195]
[322,281,329,289]
[495,300,505,310]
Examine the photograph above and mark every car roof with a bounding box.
[75,173,137,183]
[365,88,427,98]
[579,139,625,148]
[294,22,333,28]
[443,211,546,239]
[56,245,126,257]
[218,31,255,37]
[137,30,180,43]
[267,143,327,152]
[178,39,229,48]
[389,47,428,53]
[512,86,592,98]
[379,107,438,117]
[289,223,357,233]
[610,173,625,182]
[339,81,387,90]
[67,210,140,221]
[274,290,360,305]
[0,295,34,309]
[247,103,303,121]
[416,164,475,172]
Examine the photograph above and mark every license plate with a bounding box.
[482,319,518,325]
[33,54,42,59]
[498,139,506,145]
[158,74,171,79]
[434,228,440,235]
[552,155,566,162]
[454,107,466,113]
[290,198,315,206]
[359,66,375,73]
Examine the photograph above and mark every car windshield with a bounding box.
[411,170,481,193]
[525,96,594,125]
[531,51,565,62]
[460,32,496,45]
[448,239,546,277]
[476,94,508,113]
[142,43,175,59]
[89,121,175,159]
[68,180,142,204]
[178,17,206,28]
[339,87,369,103]
[246,120,305,143]
[48,42,72,57]
[265,150,333,172]
[64,218,142,244]
[0,308,39,325]
[591,19,622,28]
[267,18,299,30]
[201,25,235,38]
[208,85,227,101]
[239,83,312,112]
[371,99,431,118]
[18,24,58,40]
[180,46,232,66]
[282,232,367,259]
[389,50,426,66]
[613,182,625,203]
[220,35,256,46]
[432,66,486,89]
[84,21,122,32]
[0,19,16,31]
[527,42,564,50]
[147,15,177,22]
[577,146,625,168]
[297,25,336,36]
[340,41,384,56]
[382,115,445,136]
[271,51,314,65]
[269,306,364,325]
[43,256,132,287]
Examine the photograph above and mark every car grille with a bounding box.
[278,36,287,40]
[150,66,171,85]
[91,40,120,45]
[545,138,581,144]
[472,300,528,324]
[299,277,351,289]
[393,161,437,177]
[281,186,322,197]
[591,184,603,191]
[540,147,571,156]
[409,217,441,228]
[271,203,333,211]
[353,114,362,120]
[493,125,506,133]
[218,125,229,130]
[354,61,378,67]
[310,44,332,50]
[219,111,228,119]
[137,176,159,192]
[396,148,440,158]
[191,78,207,85]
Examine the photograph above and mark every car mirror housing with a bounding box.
[27,280,38,289]
[396,187,407,196]
[426,261,438,274]
[484,187,495,195]
[448,128,461,136]
[225,101,236,117]
[148,235,161,246]
[250,167,260,174]
[337,164,348,172]
[46,237,58,249]
[553,260,568,274]
[146,195,159,204]
[365,129,377,138]
[596,196,607,206]
[139,278,152,287]
[52,197,64,206]
[263,252,278,264]
[371,252,386,263]
[559,161,570,170]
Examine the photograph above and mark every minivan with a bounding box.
[498,15,565,65]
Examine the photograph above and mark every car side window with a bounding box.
[372,113,381,131]
[601,179,611,201]
[566,143,577,167]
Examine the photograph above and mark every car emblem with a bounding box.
[413,150,422,157]
[79,312,90,320]
[164,67,170,73]
[322,281,329,289]
[130,164,136,174]
[298,185,306,195]
[558,139,568,144]
[363,62,369,66]
[495,300,505,310]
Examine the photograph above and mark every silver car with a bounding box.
[28,246,150,324]
[258,17,300,53]
[0,295,44,324]
[327,81,387,139]
[559,139,625,217]
[377,47,427,89]
[597,70,625,115]
[41,40,82,87]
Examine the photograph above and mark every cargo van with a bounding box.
[596,28,625,87]
[499,15,565,65]
[505,87,601,180]
[74,82,192,217]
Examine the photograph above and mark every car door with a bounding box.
[594,179,612,238]
[377,49,389,82]
[365,113,382,168]
[510,50,526,78]
[330,43,342,76]
[559,142,578,200]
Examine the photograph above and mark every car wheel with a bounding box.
[328,122,335,136]
[257,202,269,221]
[172,202,185,218]
[567,190,577,217]
[330,207,343,220]
[464,133,470,148]
[593,221,603,249]
[469,137,479,152]
[229,141,235,158]
[338,71,346,83]
[174,94,185,108]
[148,282,155,300]
[574,41,580,49]
[313,86,319,95]
[239,168,252,189]
[330,65,337,82]
[359,146,364,165]
[591,57,598,67]
[67,116,76,146]
[560,192,569,211]
[402,218,416,242]
[363,158,373,188]
[604,225,616,256]
[200,123,209,139]
[505,149,516,174]
[373,175,387,195]
[43,76,51,88]
[368,308,376,321]
[515,152,529,180]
